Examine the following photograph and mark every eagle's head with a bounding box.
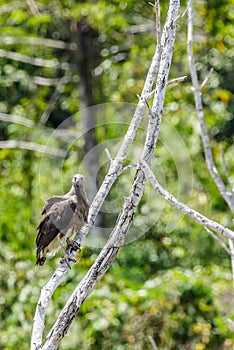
[72,173,89,205]
[72,174,85,187]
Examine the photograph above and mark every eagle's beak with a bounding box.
[72,174,84,185]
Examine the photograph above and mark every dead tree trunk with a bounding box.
[72,18,104,231]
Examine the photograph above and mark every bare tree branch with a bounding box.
[0,112,34,127]
[104,147,113,163]
[146,75,187,101]
[122,162,137,173]
[0,75,61,86]
[155,0,162,44]
[0,112,80,142]
[140,159,234,241]
[205,228,232,256]
[128,22,155,34]
[188,0,234,287]
[219,145,234,279]
[26,0,40,15]
[167,75,187,86]
[175,0,190,21]
[219,143,234,196]
[39,74,72,125]
[0,140,76,158]
[0,2,27,14]
[0,48,70,70]
[187,0,234,213]
[31,1,180,348]
[0,75,78,86]
[200,67,214,89]
[149,335,158,350]
[227,318,234,331]
[228,238,234,283]
[0,35,76,50]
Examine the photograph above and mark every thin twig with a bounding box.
[140,159,234,241]
[39,74,71,125]
[0,140,76,158]
[149,335,158,350]
[0,48,70,70]
[0,75,61,86]
[205,228,232,256]
[175,0,191,21]
[167,75,187,86]
[180,5,189,18]
[0,112,34,127]
[105,149,137,172]
[26,0,40,15]
[200,67,214,89]
[105,147,113,163]
[0,35,76,50]
[227,318,234,331]
[148,1,161,45]
[155,0,161,44]
[228,238,234,283]
[146,75,187,101]
[33,75,78,86]
[122,162,137,172]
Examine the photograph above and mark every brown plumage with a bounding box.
[36,174,89,266]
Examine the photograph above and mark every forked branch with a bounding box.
[31,1,180,349]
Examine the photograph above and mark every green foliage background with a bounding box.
[0,0,234,349]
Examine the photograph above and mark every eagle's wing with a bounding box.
[36,216,60,249]
[41,195,66,215]
[36,199,76,246]
[49,199,77,230]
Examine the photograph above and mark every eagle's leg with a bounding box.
[58,236,74,268]
[63,238,81,264]
[66,238,81,252]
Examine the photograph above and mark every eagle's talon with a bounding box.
[69,256,77,263]
[66,238,81,253]
[60,254,76,269]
